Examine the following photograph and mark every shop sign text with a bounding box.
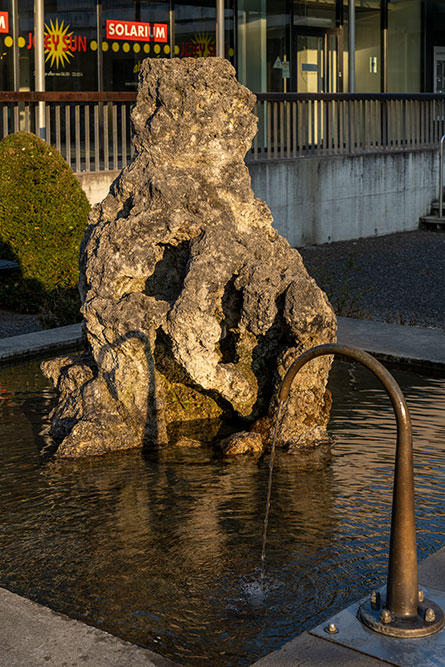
[106,20,167,43]
[25,20,87,70]
[179,33,215,58]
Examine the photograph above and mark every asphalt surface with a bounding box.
[0,308,42,339]
[299,229,445,329]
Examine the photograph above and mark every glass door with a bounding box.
[292,28,339,92]
[296,34,325,92]
[434,47,445,93]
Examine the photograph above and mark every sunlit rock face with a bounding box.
[42,57,336,458]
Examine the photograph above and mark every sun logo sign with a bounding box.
[178,33,215,57]
[192,33,215,57]
[44,19,87,69]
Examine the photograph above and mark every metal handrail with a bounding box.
[256,92,445,102]
[2,91,444,170]
[278,344,444,638]
[3,91,445,103]
[0,91,137,102]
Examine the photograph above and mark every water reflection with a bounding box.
[0,359,444,665]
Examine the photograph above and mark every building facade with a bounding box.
[1,1,445,94]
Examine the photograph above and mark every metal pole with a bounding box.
[278,343,444,638]
[169,0,175,58]
[349,0,355,92]
[216,0,225,58]
[12,0,19,91]
[439,135,445,218]
[381,0,388,93]
[34,0,46,139]
[96,1,103,92]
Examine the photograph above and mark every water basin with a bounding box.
[0,357,444,665]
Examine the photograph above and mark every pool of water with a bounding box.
[0,357,444,665]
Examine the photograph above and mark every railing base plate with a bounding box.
[309,586,445,666]
[359,597,444,638]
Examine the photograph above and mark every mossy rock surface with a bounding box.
[162,375,224,424]
[0,132,90,322]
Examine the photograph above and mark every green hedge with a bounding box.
[0,132,90,325]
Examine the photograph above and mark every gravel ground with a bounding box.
[299,229,445,330]
[0,308,42,339]
[0,229,443,339]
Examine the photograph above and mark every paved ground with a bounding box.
[299,228,445,330]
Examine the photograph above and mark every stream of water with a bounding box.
[260,401,283,586]
[0,357,444,665]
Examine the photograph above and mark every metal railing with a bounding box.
[251,93,445,161]
[278,343,444,638]
[439,134,445,218]
[2,91,445,172]
[0,91,136,173]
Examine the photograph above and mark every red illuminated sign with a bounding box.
[0,12,9,33]
[106,20,167,43]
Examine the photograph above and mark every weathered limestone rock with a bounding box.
[41,57,336,458]
[220,432,264,459]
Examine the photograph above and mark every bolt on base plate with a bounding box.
[359,597,444,638]
[310,586,445,667]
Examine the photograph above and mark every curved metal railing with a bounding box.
[278,343,444,638]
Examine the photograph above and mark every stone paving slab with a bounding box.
[0,587,178,667]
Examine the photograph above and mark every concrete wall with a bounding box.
[77,150,437,247]
[76,170,120,207]
[249,149,437,246]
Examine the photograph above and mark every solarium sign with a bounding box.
[106,20,168,43]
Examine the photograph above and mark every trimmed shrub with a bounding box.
[0,132,90,324]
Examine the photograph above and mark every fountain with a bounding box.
[1,355,445,663]
[1,57,443,667]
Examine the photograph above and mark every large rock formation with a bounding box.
[41,57,336,459]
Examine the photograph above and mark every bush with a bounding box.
[0,132,90,324]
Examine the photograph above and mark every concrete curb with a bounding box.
[0,323,83,364]
[337,317,445,370]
